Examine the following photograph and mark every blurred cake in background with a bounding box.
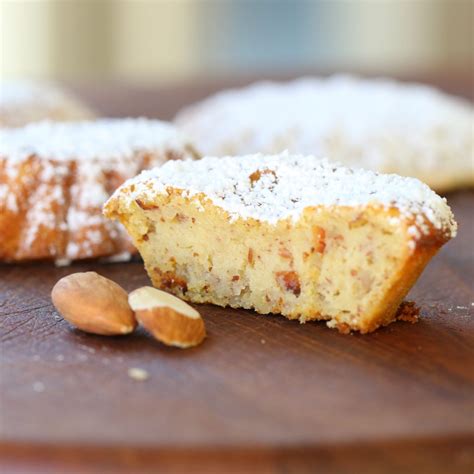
[0,80,95,127]
[175,75,474,191]
[0,118,199,264]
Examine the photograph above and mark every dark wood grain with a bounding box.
[1,75,473,473]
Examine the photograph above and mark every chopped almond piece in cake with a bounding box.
[104,153,457,333]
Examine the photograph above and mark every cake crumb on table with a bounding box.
[395,301,420,324]
[128,367,149,381]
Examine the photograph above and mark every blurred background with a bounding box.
[1,0,473,84]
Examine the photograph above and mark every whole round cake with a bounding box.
[0,80,95,127]
[0,118,199,264]
[175,75,474,191]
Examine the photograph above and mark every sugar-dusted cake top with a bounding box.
[176,75,472,152]
[175,76,473,191]
[0,118,194,162]
[109,152,457,239]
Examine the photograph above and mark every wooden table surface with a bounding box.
[1,74,473,474]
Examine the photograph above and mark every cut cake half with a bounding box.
[104,153,457,333]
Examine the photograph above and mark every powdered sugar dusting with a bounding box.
[0,118,193,162]
[111,152,457,241]
[176,75,473,189]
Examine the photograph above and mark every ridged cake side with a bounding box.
[0,119,199,263]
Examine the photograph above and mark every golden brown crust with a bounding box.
[352,245,437,333]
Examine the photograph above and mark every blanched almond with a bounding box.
[129,286,206,348]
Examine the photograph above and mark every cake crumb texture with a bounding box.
[395,301,420,324]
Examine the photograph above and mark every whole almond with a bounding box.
[52,272,137,336]
[129,286,206,348]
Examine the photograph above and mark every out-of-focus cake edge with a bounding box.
[0,119,200,264]
[0,80,95,127]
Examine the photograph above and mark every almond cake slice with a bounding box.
[104,153,457,333]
